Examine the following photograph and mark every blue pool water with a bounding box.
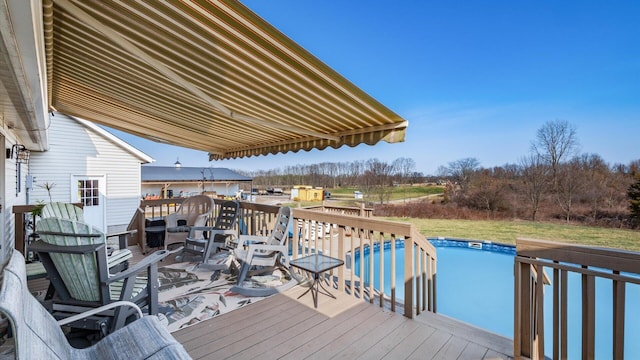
[353,239,640,359]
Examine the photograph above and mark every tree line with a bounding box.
[405,120,639,228]
[237,120,640,228]
[239,157,423,191]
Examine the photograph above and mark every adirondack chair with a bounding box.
[30,217,171,336]
[0,250,191,359]
[164,195,214,250]
[39,202,133,272]
[229,206,299,296]
[176,200,239,268]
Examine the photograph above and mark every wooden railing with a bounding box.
[134,198,282,252]
[514,238,640,359]
[302,203,373,218]
[290,208,437,318]
[16,199,437,318]
[12,204,39,256]
[139,198,182,219]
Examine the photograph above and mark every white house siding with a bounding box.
[28,114,145,232]
[2,131,29,264]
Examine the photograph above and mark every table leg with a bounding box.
[297,273,319,307]
[315,274,337,300]
[296,272,336,308]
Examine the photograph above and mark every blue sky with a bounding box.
[108,1,640,175]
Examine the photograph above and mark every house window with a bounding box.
[77,180,99,206]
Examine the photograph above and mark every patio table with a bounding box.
[290,254,344,308]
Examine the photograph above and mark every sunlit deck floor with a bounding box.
[29,245,514,359]
[174,283,513,359]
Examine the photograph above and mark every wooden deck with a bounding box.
[173,285,513,359]
[27,245,513,359]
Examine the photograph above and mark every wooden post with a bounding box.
[404,236,414,319]
[337,226,345,293]
[390,236,396,313]
[514,258,533,359]
[613,272,625,360]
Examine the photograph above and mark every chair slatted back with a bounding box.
[213,201,239,230]
[268,207,291,246]
[40,202,83,221]
[37,217,105,301]
[175,195,214,226]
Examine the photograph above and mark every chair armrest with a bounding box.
[57,301,143,326]
[234,235,268,249]
[29,240,104,255]
[106,229,137,249]
[244,244,288,266]
[194,213,210,226]
[106,248,178,283]
[188,226,237,238]
[164,213,185,228]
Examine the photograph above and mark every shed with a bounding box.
[141,166,252,199]
[291,186,324,202]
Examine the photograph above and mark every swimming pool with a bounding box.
[353,238,640,358]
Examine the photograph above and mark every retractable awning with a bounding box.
[44,0,407,160]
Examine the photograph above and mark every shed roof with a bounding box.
[141,166,252,183]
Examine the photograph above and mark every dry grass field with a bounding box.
[386,217,640,251]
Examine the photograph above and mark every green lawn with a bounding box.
[385,217,640,252]
[330,185,444,202]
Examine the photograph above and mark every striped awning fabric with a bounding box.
[44,0,407,160]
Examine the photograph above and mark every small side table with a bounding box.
[290,254,344,308]
[143,218,166,254]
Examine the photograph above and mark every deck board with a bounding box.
[458,342,491,360]
[427,335,468,360]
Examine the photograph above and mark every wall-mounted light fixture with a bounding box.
[7,144,30,163]
[8,144,30,196]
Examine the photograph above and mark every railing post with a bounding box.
[404,237,414,318]
[582,270,595,359]
[431,255,437,312]
[390,236,396,313]
[514,257,533,359]
[13,210,26,256]
[613,272,625,360]
[337,226,345,293]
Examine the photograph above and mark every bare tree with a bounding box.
[441,157,480,201]
[555,159,586,223]
[531,120,579,189]
[392,157,416,184]
[576,153,610,222]
[363,159,396,204]
[466,168,508,218]
[520,154,551,221]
